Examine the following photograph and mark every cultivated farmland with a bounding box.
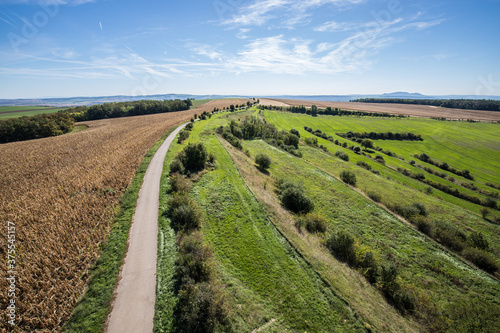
[259,98,500,121]
[0,99,248,332]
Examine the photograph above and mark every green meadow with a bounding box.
[0,106,67,119]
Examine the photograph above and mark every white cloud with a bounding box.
[223,0,364,27]
[0,0,96,5]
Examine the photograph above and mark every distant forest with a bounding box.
[0,99,193,144]
[67,99,192,121]
[351,98,500,112]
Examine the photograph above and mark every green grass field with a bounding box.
[189,99,213,109]
[264,110,500,226]
[265,111,500,185]
[0,106,67,119]
[155,114,367,332]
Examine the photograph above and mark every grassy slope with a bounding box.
[0,106,67,119]
[264,111,500,254]
[220,132,420,332]
[156,113,366,332]
[64,126,178,332]
[242,138,500,329]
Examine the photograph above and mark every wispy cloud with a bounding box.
[222,0,365,27]
[0,0,97,5]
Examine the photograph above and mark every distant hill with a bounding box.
[0,93,499,107]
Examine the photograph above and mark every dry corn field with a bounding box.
[0,99,248,332]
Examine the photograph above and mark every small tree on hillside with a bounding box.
[255,153,271,170]
[361,139,374,150]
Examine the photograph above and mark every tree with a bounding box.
[255,153,271,170]
[178,143,208,172]
[361,139,374,150]
[340,170,356,186]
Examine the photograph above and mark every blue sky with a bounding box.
[0,0,499,98]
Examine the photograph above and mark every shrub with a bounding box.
[379,263,400,296]
[326,231,356,266]
[280,186,315,214]
[170,158,185,175]
[374,155,385,164]
[170,173,192,193]
[367,191,381,202]
[208,153,216,165]
[359,251,378,284]
[434,223,466,252]
[357,161,372,170]
[172,205,201,231]
[175,232,212,284]
[304,137,318,147]
[414,216,433,235]
[177,129,190,143]
[185,122,194,131]
[290,128,300,137]
[462,248,498,274]
[335,150,349,161]
[167,193,201,231]
[340,170,356,186]
[176,282,227,333]
[296,213,328,233]
[469,231,489,250]
[178,143,208,172]
[255,153,271,170]
[412,202,428,216]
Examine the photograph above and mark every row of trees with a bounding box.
[416,153,474,180]
[68,99,192,121]
[352,98,500,112]
[167,144,229,332]
[260,104,404,118]
[338,131,423,141]
[0,113,74,143]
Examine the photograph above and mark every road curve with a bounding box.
[106,122,188,333]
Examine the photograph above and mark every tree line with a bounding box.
[260,104,405,118]
[68,99,192,121]
[338,131,423,141]
[352,98,500,112]
[0,99,193,144]
[0,113,74,144]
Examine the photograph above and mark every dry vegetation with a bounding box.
[0,99,248,332]
[260,98,500,121]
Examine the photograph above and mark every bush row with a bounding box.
[338,131,423,141]
[167,146,229,332]
[415,153,474,180]
[395,167,498,210]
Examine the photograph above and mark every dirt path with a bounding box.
[106,123,188,333]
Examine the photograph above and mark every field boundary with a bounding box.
[64,125,180,332]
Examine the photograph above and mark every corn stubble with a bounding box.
[0,99,247,331]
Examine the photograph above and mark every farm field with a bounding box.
[0,106,67,119]
[0,99,248,332]
[259,98,500,122]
